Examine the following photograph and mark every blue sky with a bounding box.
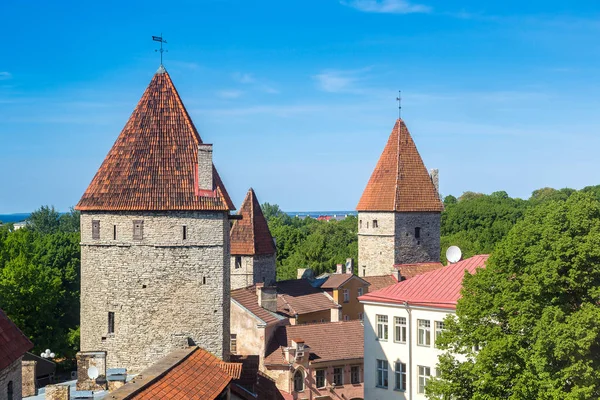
[2,0,600,213]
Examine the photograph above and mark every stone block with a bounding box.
[21,360,37,397]
[45,384,70,400]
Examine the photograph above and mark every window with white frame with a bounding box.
[394,316,407,343]
[358,287,363,297]
[351,366,360,384]
[343,289,350,303]
[394,361,407,391]
[418,319,431,346]
[435,321,445,347]
[376,359,388,388]
[315,369,326,388]
[418,366,431,393]
[333,367,343,385]
[377,315,388,340]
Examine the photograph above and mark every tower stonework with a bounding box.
[230,189,277,289]
[75,66,234,373]
[357,119,443,277]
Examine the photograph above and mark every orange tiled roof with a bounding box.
[362,275,397,292]
[320,273,370,289]
[264,320,364,365]
[357,119,443,212]
[132,347,233,399]
[76,66,234,212]
[395,262,445,279]
[219,362,243,380]
[275,279,339,316]
[230,188,276,255]
[0,308,33,371]
[231,286,282,325]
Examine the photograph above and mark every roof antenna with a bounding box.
[152,34,168,66]
[396,90,402,120]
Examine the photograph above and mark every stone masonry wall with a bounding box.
[358,212,396,277]
[0,358,22,400]
[394,212,440,265]
[358,211,440,276]
[230,254,276,290]
[80,211,230,373]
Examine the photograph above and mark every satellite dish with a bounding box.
[87,366,99,380]
[446,246,462,264]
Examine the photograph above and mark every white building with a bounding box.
[359,254,488,400]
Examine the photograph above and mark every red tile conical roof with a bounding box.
[76,66,234,211]
[357,119,443,212]
[230,188,276,255]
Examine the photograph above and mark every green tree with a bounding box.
[428,192,600,399]
[26,205,61,234]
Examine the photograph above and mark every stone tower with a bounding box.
[75,65,235,372]
[230,188,277,289]
[356,119,443,277]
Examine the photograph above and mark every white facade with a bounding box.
[362,300,454,400]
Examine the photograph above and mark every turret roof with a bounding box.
[76,66,234,211]
[357,119,443,212]
[230,188,276,255]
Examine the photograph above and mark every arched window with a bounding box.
[7,381,13,400]
[293,369,304,392]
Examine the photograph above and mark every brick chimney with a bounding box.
[198,144,213,191]
[22,360,37,397]
[256,284,277,313]
[336,264,343,274]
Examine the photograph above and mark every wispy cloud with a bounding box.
[313,68,372,93]
[341,0,431,14]
[216,90,244,99]
[0,72,12,80]
[233,72,256,84]
[232,72,279,94]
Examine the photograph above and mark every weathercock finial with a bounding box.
[152,34,168,66]
[396,90,402,120]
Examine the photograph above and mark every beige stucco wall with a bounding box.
[80,211,231,373]
[335,278,370,320]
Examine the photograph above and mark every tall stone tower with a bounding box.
[230,188,277,289]
[356,119,443,277]
[75,65,235,372]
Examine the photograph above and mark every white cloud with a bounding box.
[313,68,373,93]
[341,0,431,14]
[216,90,244,99]
[0,72,12,80]
[233,72,256,84]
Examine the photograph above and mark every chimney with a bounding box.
[429,168,440,198]
[394,268,403,282]
[336,264,343,274]
[257,285,277,313]
[22,360,37,397]
[45,384,70,400]
[76,351,107,391]
[198,144,213,191]
[345,258,353,275]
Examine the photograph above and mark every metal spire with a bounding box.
[152,34,168,65]
[396,90,402,119]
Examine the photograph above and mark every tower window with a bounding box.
[415,227,421,239]
[92,220,100,240]
[203,277,206,285]
[182,225,187,240]
[366,221,369,228]
[235,256,242,269]
[113,225,117,240]
[108,312,115,334]
[230,334,237,354]
[359,220,362,229]
[363,267,366,277]
[373,220,378,228]
[133,220,144,240]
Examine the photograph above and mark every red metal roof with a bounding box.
[230,188,276,255]
[359,255,489,309]
[356,119,443,212]
[76,66,234,212]
[0,308,33,371]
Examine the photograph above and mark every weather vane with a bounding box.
[152,34,168,65]
[396,90,402,119]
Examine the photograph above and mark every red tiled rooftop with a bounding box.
[362,275,397,292]
[320,273,369,289]
[356,119,443,212]
[230,188,276,256]
[132,347,234,399]
[264,320,364,365]
[76,66,234,212]
[395,262,445,279]
[231,286,282,325]
[360,255,489,309]
[275,279,339,316]
[0,308,33,371]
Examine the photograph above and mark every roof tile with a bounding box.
[0,309,33,371]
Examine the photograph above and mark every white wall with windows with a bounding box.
[362,301,455,400]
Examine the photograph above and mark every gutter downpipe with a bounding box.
[404,301,413,400]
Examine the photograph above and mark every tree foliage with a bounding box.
[427,192,600,399]
[0,206,80,358]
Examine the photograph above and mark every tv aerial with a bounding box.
[446,246,462,264]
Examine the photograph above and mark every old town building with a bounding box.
[356,119,444,277]
[0,308,33,400]
[75,65,235,373]
[230,188,277,290]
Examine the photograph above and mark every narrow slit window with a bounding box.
[415,227,421,239]
[373,220,378,228]
[113,225,117,240]
[92,220,100,240]
[182,225,187,240]
[203,277,206,285]
[230,334,237,354]
[108,312,115,334]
